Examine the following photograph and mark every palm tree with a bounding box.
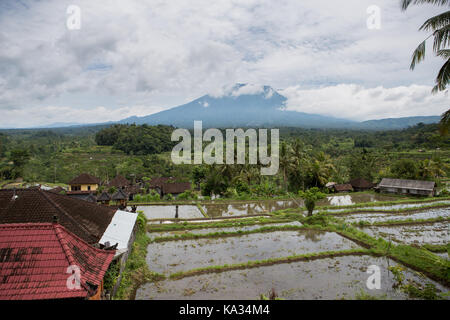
[401,0,449,92]
[439,109,450,135]
[308,152,336,187]
[279,141,291,191]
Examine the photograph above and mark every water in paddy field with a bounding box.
[361,221,449,245]
[339,207,450,224]
[129,205,204,219]
[200,194,400,217]
[147,221,303,241]
[145,230,361,275]
[136,255,448,300]
[325,200,450,214]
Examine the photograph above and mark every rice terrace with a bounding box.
[125,193,450,300]
[0,0,449,310]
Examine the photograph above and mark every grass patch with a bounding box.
[113,213,166,300]
[147,216,294,233]
[355,216,450,227]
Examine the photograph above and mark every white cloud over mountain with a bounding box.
[0,0,447,127]
[281,84,449,121]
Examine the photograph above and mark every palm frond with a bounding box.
[437,49,450,58]
[402,0,450,11]
[410,40,427,70]
[432,57,450,92]
[439,108,450,135]
[432,24,450,51]
[419,10,450,31]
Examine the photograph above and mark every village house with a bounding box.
[107,175,141,200]
[111,188,128,209]
[331,183,353,193]
[0,222,115,300]
[376,178,436,196]
[68,173,101,192]
[0,188,138,299]
[348,178,375,192]
[67,173,101,202]
[148,177,173,196]
[97,191,111,205]
[162,182,192,198]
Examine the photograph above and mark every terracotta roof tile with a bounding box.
[107,175,130,188]
[0,223,115,300]
[0,189,116,244]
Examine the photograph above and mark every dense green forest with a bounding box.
[0,123,448,197]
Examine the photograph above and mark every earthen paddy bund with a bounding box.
[133,194,450,300]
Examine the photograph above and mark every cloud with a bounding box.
[280,84,449,121]
[0,0,447,127]
[0,104,164,128]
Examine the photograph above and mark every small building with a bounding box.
[68,173,101,192]
[148,177,173,196]
[161,182,191,198]
[108,175,130,190]
[332,183,353,193]
[97,191,111,205]
[0,223,115,300]
[111,188,128,208]
[376,178,435,196]
[348,178,375,192]
[108,175,140,200]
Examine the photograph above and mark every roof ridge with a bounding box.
[39,189,98,242]
[53,224,77,267]
[52,224,94,294]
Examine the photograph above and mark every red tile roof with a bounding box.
[107,175,130,188]
[0,189,116,244]
[162,182,191,195]
[0,223,115,300]
[68,173,101,185]
[333,183,353,192]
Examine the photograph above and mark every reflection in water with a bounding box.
[202,194,399,217]
[136,255,448,300]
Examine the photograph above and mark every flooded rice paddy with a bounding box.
[137,255,448,300]
[339,207,450,224]
[325,200,450,214]
[133,193,401,218]
[146,230,361,275]
[361,222,449,245]
[147,221,303,240]
[137,195,448,300]
[131,205,204,219]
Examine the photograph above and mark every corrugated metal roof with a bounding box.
[378,178,435,191]
[99,210,137,255]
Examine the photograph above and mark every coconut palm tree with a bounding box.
[401,0,450,93]
[439,109,450,135]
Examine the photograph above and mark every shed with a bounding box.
[377,178,435,196]
[348,178,375,191]
[332,183,353,193]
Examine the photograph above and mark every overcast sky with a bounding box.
[0,0,448,128]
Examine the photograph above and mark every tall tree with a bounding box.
[401,0,450,92]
